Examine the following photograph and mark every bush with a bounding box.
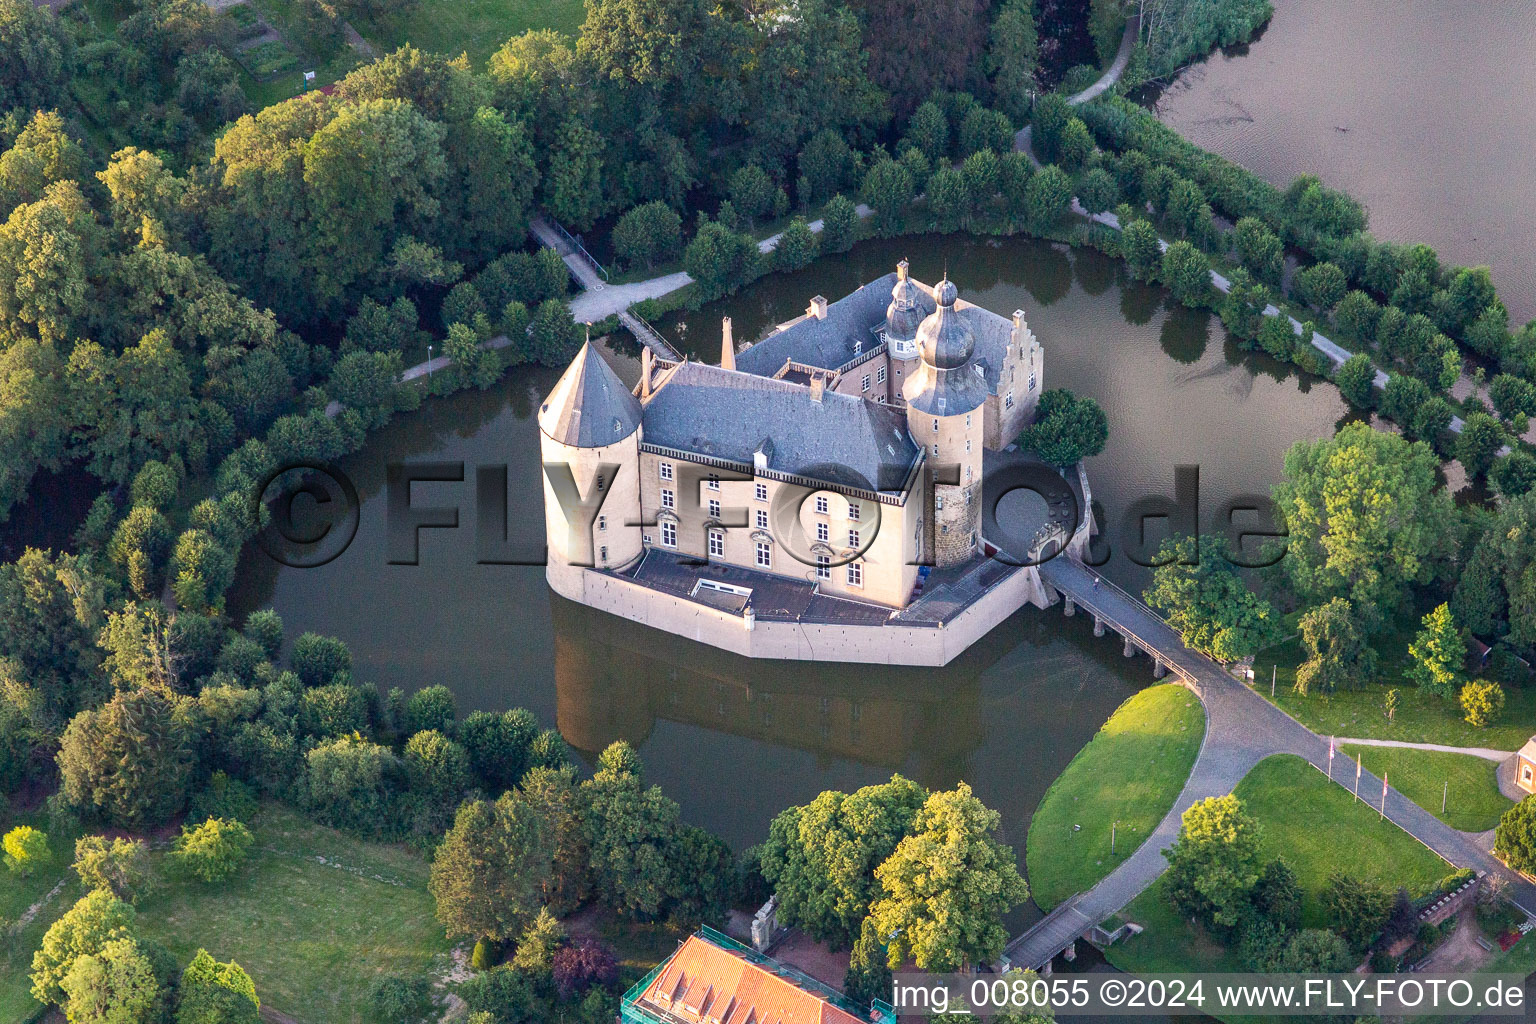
[1460,680,1505,727]
[3,825,47,875]
[1334,353,1378,410]
[471,938,501,972]
[370,975,434,1024]
[551,939,619,1001]
[290,632,351,687]
[404,685,456,736]
[1293,261,1347,311]
[171,818,254,883]
[187,771,258,825]
[73,836,155,902]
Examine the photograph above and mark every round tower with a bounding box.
[903,277,986,566]
[537,342,644,594]
[884,260,923,398]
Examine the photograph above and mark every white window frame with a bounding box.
[876,366,886,384]
[816,554,831,580]
[597,514,607,532]
[755,542,772,568]
[846,561,862,587]
[848,528,861,548]
[815,495,829,515]
[1005,390,1014,410]
[660,520,677,547]
[706,474,720,491]
[708,499,721,519]
[708,530,724,558]
[847,501,860,522]
[1028,372,1037,391]
[660,462,674,481]
[861,374,871,393]
[755,482,768,501]
[755,509,769,529]
[599,545,608,563]
[660,488,675,510]
[816,522,829,542]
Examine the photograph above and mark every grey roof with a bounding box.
[538,342,642,447]
[735,271,1020,395]
[641,362,920,493]
[917,277,975,369]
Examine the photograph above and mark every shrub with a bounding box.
[172,818,254,883]
[1333,353,1377,410]
[404,685,456,736]
[471,938,500,972]
[187,771,258,825]
[290,632,351,687]
[1460,680,1506,727]
[3,825,48,875]
[1293,261,1347,311]
[551,939,619,1001]
[370,976,433,1024]
[403,729,471,801]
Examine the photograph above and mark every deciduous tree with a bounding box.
[1145,535,1281,662]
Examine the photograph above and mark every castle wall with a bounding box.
[636,450,919,609]
[546,558,1054,667]
[908,406,985,566]
[540,429,643,570]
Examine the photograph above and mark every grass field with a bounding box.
[1254,637,1536,751]
[355,0,586,70]
[133,803,452,1024]
[1026,684,1204,910]
[1338,744,1513,833]
[1107,754,1452,975]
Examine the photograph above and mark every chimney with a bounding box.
[809,374,825,403]
[1011,309,1026,353]
[641,347,653,400]
[720,316,735,371]
[897,259,909,282]
[808,295,828,320]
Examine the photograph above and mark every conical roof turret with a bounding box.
[538,342,642,447]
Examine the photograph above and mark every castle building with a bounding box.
[538,262,1074,665]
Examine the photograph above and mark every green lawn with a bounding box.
[1254,637,1536,751]
[1339,744,1514,833]
[0,814,83,1023]
[1107,754,1452,978]
[134,803,452,1024]
[1026,684,1204,910]
[354,0,586,70]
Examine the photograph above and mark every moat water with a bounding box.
[1150,0,1536,323]
[228,235,1349,916]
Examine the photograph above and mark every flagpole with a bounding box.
[1327,736,1334,782]
[1354,753,1361,803]
[1380,771,1388,821]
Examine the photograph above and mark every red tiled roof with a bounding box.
[637,936,868,1024]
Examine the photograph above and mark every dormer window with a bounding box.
[854,338,863,354]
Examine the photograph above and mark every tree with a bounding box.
[1272,422,1455,623]
[551,939,618,1001]
[1160,240,1210,307]
[520,765,590,914]
[1233,217,1282,286]
[509,907,566,973]
[1144,536,1281,662]
[773,218,818,272]
[986,0,1038,122]
[1019,388,1108,467]
[850,0,989,116]
[1320,872,1390,949]
[1294,598,1376,696]
[1457,412,1507,479]
[527,299,580,366]
[1251,858,1302,931]
[870,783,1028,970]
[927,166,968,232]
[1077,168,1119,216]
[430,791,553,942]
[728,165,775,227]
[761,775,926,949]
[1292,261,1346,312]
[73,837,155,903]
[0,0,72,113]
[176,949,259,1024]
[1405,603,1465,701]
[459,708,538,793]
[820,194,858,253]
[3,824,46,875]
[1255,313,1299,362]
[1493,451,1536,500]
[798,129,859,204]
[60,936,164,1024]
[170,529,235,615]
[578,742,688,920]
[612,201,682,271]
[542,117,606,231]
[1495,798,1536,875]
[290,633,351,687]
[1030,93,1071,162]
[171,818,254,883]
[57,688,191,827]
[1335,290,1381,341]
[1333,353,1377,410]
[843,916,892,1009]
[404,729,470,801]
[1280,929,1351,972]
[959,107,1013,157]
[1219,270,1267,342]
[1162,794,1263,933]
[901,102,949,164]
[1490,374,1536,422]
[1120,218,1162,281]
[684,221,756,301]
[369,976,433,1024]
[1022,163,1071,230]
[31,889,137,1006]
[301,735,398,833]
[860,159,915,237]
[1461,680,1505,728]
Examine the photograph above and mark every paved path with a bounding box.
[1006,555,1536,970]
[1013,15,1139,163]
[1335,736,1516,762]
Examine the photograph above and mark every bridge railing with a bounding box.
[1042,558,1194,677]
[549,217,610,282]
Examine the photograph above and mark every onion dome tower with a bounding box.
[885,260,923,360]
[903,276,986,566]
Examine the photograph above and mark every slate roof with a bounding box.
[538,342,642,447]
[641,362,919,493]
[735,271,1020,394]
